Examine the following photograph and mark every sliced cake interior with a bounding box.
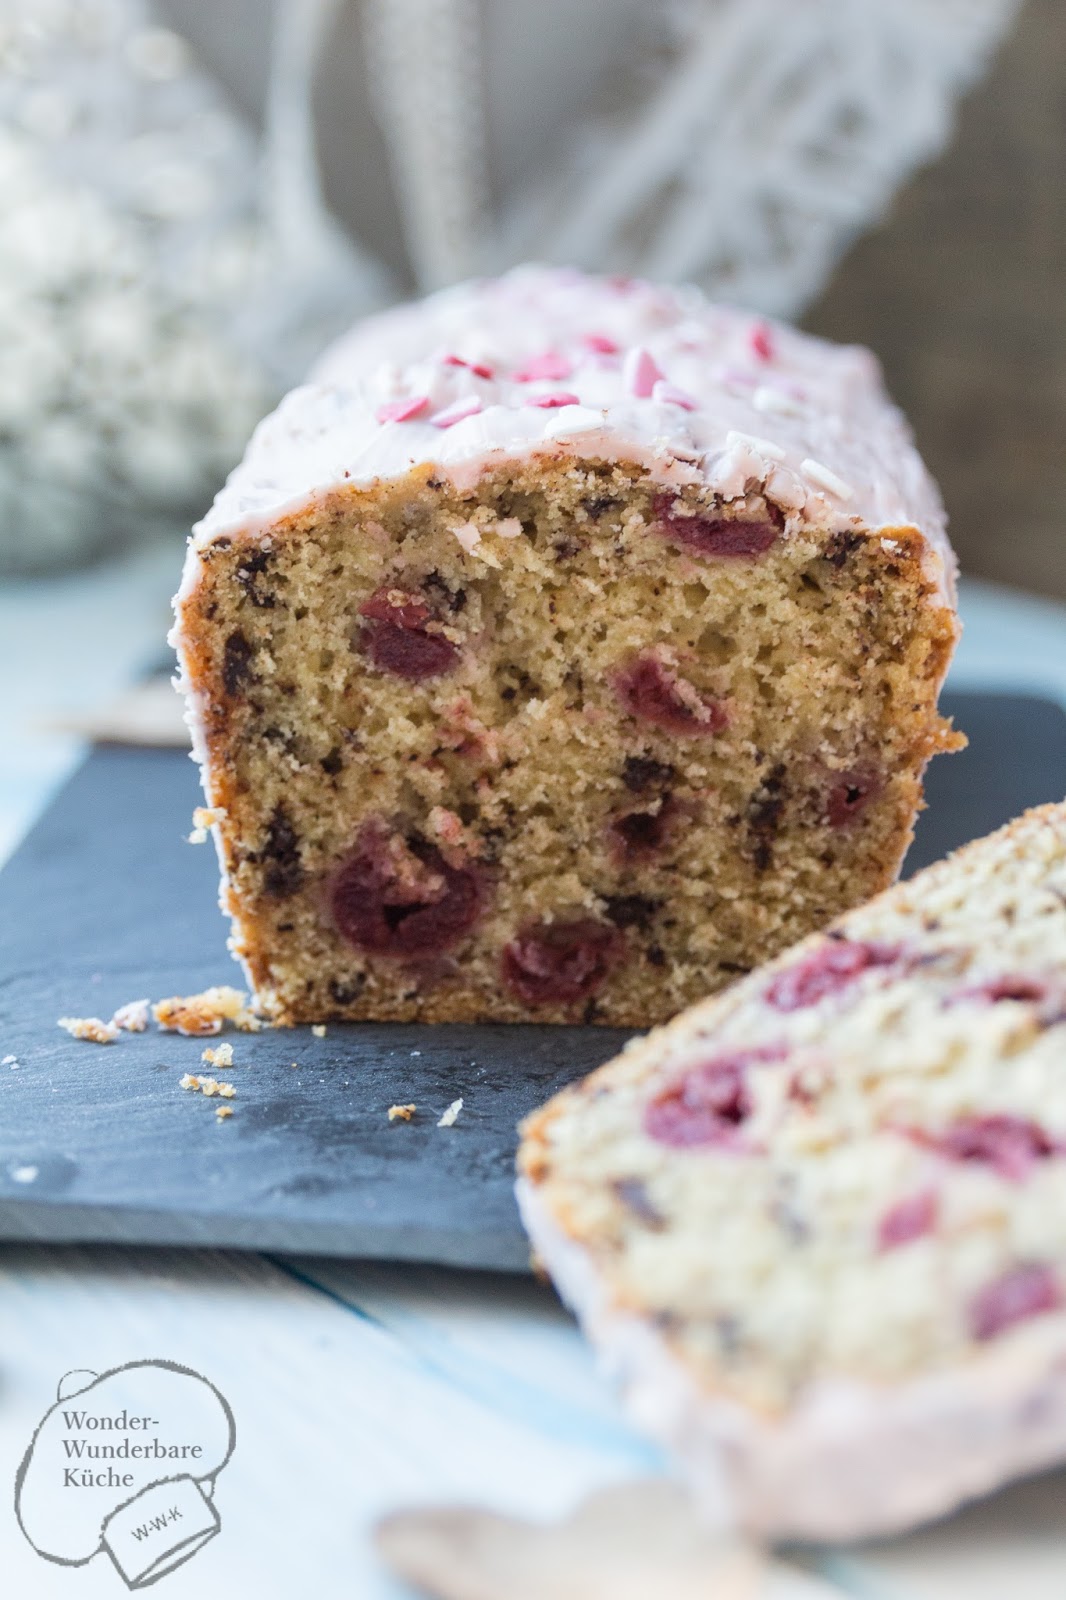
[173,267,960,1025]
[518,803,1066,1537]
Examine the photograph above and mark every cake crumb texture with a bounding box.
[517,804,1066,1535]
[172,268,961,1026]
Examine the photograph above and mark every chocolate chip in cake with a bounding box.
[581,495,622,519]
[222,630,255,697]
[234,548,276,608]
[604,894,662,930]
[320,747,344,776]
[256,804,304,898]
[622,756,676,794]
[423,570,467,613]
[328,976,365,1005]
[824,530,865,569]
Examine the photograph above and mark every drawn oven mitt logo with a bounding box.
[16,1360,236,1590]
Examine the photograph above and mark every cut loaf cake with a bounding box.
[518,803,1066,1538]
[172,266,960,1025]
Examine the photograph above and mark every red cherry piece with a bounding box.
[644,1047,786,1150]
[501,918,621,1007]
[826,769,882,827]
[358,587,458,681]
[651,494,780,559]
[877,1189,938,1251]
[767,939,900,1011]
[614,655,727,738]
[331,820,482,957]
[970,1263,1060,1341]
[919,1114,1060,1183]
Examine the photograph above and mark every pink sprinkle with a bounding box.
[443,354,494,379]
[513,350,572,383]
[527,390,580,409]
[652,379,697,411]
[623,347,664,398]
[430,395,482,429]
[376,395,430,425]
[582,332,619,355]
[877,1189,938,1251]
[750,322,775,362]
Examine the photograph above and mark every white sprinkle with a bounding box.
[12,1165,38,1184]
[495,517,523,539]
[752,385,803,417]
[438,1098,463,1128]
[410,1050,422,1057]
[725,429,786,462]
[880,537,901,552]
[2,1054,17,1066]
[801,458,853,500]
[452,521,482,554]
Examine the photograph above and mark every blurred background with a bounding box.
[0,0,1061,593]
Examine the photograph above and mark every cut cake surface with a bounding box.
[518,803,1066,1538]
[171,266,960,1025]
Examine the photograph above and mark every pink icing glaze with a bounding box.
[187,266,957,616]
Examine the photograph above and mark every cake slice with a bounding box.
[171,266,960,1025]
[518,803,1066,1539]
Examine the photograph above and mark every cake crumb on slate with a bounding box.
[202,1042,234,1068]
[438,1098,463,1127]
[154,985,260,1036]
[179,1072,236,1099]
[58,1016,119,1043]
[111,998,150,1032]
[388,1103,417,1122]
[311,1024,327,1038]
[216,1105,234,1120]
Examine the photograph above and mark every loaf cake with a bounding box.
[518,803,1066,1539]
[171,266,961,1025]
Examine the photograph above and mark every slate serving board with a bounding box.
[1,690,1064,1272]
